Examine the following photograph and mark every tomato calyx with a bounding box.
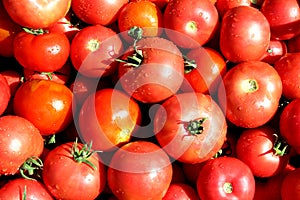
[223,182,233,194]
[179,117,208,136]
[273,134,290,156]
[185,21,198,34]
[241,79,259,93]
[20,156,44,180]
[71,138,100,170]
[183,55,197,74]
[22,186,27,200]
[23,27,48,35]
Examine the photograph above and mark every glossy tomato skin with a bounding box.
[163,0,219,48]
[70,24,123,78]
[162,183,200,200]
[154,92,227,164]
[107,141,173,200]
[0,70,22,96]
[218,61,282,128]
[13,31,70,73]
[42,142,106,200]
[236,126,290,177]
[274,53,300,100]
[72,0,129,26]
[287,34,300,53]
[0,74,11,116]
[260,0,300,40]
[0,115,44,176]
[281,167,300,199]
[78,88,141,151]
[118,37,184,103]
[13,79,73,136]
[279,98,300,153]
[260,39,288,64]
[215,0,251,18]
[3,0,71,29]
[197,156,255,200]
[0,178,53,200]
[219,6,270,63]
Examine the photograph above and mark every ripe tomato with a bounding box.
[70,24,123,78]
[118,1,163,41]
[163,0,219,48]
[78,88,141,151]
[162,183,200,200]
[154,92,227,164]
[13,79,73,136]
[130,0,169,9]
[279,98,300,153]
[218,61,282,128]
[0,178,53,200]
[287,34,300,52]
[13,31,70,73]
[274,53,300,100]
[197,156,255,200]
[215,0,251,18]
[71,0,129,26]
[3,0,71,29]
[181,47,227,95]
[0,1,22,57]
[0,70,22,96]
[0,115,44,176]
[118,36,184,103]
[107,141,173,200]
[281,167,300,199]
[0,74,11,116]
[42,141,106,200]
[260,0,300,40]
[236,126,290,177]
[260,39,288,64]
[219,6,270,63]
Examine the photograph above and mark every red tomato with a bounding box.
[260,0,300,40]
[197,156,255,200]
[236,126,290,177]
[260,39,288,64]
[215,0,251,18]
[118,36,184,103]
[274,53,300,100]
[0,74,11,116]
[13,79,73,136]
[0,115,44,176]
[2,0,71,29]
[0,1,22,57]
[287,34,300,52]
[163,0,219,48]
[154,92,227,164]
[218,61,282,128]
[13,31,70,73]
[0,178,53,200]
[0,70,22,96]
[281,167,300,199]
[42,141,106,200]
[71,0,129,26]
[118,1,163,41]
[162,183,200,200]
[107,141,173,200]
[219,6,270,63]
[279,98,300,153]
[70,24,123,78]
[78,88,141,151]
[130,0,169,9]
[181,47,227,95]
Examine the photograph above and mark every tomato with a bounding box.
[181,47,227,95]
[0,74,11,116]
[287,34,300,53]
[13,30,70,73]
[260,39,288,64]
[219,6,270,63]
[0,115,44,176]
[72,0,129,26]
[13,79,73,136]
[118,1,163,41]
[42,141,106,200]
[0,70,22,96]
[107,141,173,200]
[130,0,169,9]
[3,0,71,29]
[70,24,123,78]
[154,92,227,164]
[215,0,251,18]
[279,98,300,153]
[0,178,53,200]
[0,1,22,57]
[117,36,184,103]
[197,156,255,200]
[78,88,141,151]
[162,183,200,200]
[274,53,300,100]
[163,0,219,48]
[281,167,300,199]
[260,0,300,40]
[236,126,290,178]
[218,61,282,128]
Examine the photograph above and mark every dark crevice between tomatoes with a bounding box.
[23,27,48,35]
[183,55,197,74]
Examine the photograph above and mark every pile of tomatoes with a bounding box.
[1,0,300,199]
